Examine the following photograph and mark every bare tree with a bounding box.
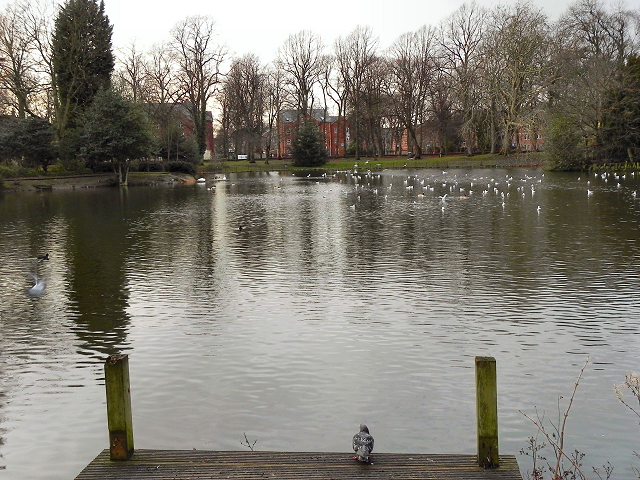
[334,26,379,159]
[440,2,487,155]
[171,15,226,159]
[0,0,46,118]
[223,53,266,161]
[384,26,437,159]
[552,0,639,151]
[263,67,285,159]
[275,30,325,117]
[115,42,150,103]
[484,1,554,154]
[20,0,57,120]
[144,43,184,161]
[360,56,388,157]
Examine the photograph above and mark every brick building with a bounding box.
[278,109,350,158]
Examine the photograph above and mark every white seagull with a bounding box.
[26,272,46,296]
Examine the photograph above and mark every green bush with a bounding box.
[136,160,164,172]
[543,114,588,171]
[164,161,196,176]
[91,161,115,173]
[0,165,15,178]
[47,163,67,176]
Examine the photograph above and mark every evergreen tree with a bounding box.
[601,55,640,162]
[0,117,56,172]
[291,120,328,167]
[51,0,114,138]
[543,114,587,171]
[81,89,153,186]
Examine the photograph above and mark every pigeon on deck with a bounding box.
[352,424,374,463]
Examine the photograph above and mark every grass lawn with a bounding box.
[200,153,545,174]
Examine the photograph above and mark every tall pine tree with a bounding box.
[601,55,640,162]
[291,120,328,167]
[52,0,114,140]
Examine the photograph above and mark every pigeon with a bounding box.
[352,424,374,462]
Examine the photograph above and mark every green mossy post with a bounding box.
[105,354,134,460]
[476,356,499,468]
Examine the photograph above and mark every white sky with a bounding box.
[101,0,582,63]
[0,0,633,63]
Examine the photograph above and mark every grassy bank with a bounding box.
[201,153,545,174]
[1,154,545,191]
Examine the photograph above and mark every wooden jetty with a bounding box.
[75,449,523,479]
[74,355,522,480]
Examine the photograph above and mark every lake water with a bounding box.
[1,167,639,479]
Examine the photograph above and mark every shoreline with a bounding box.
[1,155,548,192]
[0,172,197,192]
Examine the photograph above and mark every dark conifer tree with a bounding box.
[601,55,640,162]
[291,120,328,167]
[51,0,114,137]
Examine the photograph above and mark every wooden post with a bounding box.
[476,356,499,468]
[105,354,134,460]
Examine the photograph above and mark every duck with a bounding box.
[37,253,49,261]
[352,424,374,463]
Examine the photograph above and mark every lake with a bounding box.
[0,167,639,479]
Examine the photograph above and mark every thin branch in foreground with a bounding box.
[520,357,590,480]
[241,432,257,451]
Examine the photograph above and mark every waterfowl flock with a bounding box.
[264,167,638,216]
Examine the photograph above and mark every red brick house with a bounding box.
[277,109,350,158]
[387,122,444,156]
[173,104,215,159]
[514,127,544,152]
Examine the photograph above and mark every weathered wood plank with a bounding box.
[75,450,523,479]
[476,356,499,468]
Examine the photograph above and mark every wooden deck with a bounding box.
[74,449,523,479]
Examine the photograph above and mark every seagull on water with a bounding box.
[26,272,46,296]
[353,424,374,463]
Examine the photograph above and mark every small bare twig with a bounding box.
[520,357,590,479]
[241,432,257,451]
[615,372,640,478]
[592,461,613,480]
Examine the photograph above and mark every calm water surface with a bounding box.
[1,168,639,479]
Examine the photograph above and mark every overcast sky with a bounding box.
[100,0,595,63]
[0,0,631,63]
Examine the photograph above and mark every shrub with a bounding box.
[136,160,164,172]
[164,161,196,176]
[90,161,116,173]
[543,114,588,171]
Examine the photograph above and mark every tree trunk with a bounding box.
[118,161,129,186]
